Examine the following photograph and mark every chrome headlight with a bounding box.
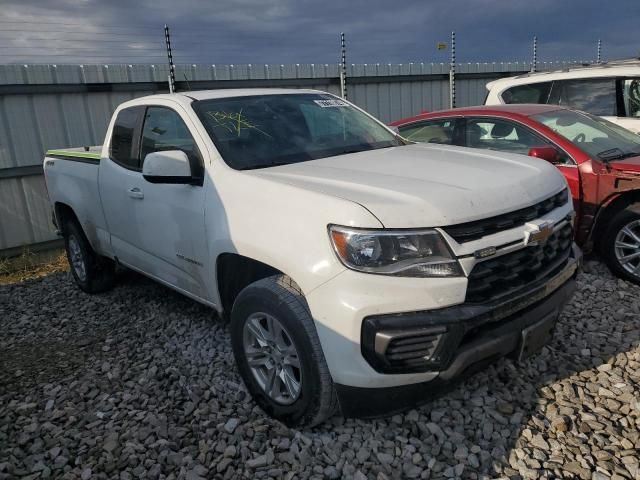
[329,225,463,277]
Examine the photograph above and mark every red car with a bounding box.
[390,104,640,284]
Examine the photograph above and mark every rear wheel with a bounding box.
[63,219,116,293]
[230,275,338,427]
[601,204,640,284]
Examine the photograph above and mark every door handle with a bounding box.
[127,187,144,199]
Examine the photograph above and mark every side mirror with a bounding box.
[528,146,560,164]
[142,150,193,184]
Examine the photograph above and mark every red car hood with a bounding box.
[609,155,640,174]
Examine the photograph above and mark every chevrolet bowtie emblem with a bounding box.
[523,222,554,246]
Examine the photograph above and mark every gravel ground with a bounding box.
[0,260,638,480]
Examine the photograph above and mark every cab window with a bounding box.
[140,106,203,180]
[110,106,144,170]
[397,118,459,145]
[140,107,200,162]
[464,117,571,163]
[548,78,617,116]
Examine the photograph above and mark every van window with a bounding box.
[622,78,640,118]
[502,82,552,104]
[548,79,617,116]
[110,107,143,169]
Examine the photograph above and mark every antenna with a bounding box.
[164,24,176,94]
[449,31,456,109]
[532,36,538,72]
[340,32,347,100]
[183,73,192,91]
[597,39,602,64]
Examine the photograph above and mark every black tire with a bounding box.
[63,219,116,293]
[600,203,640,285]
[230,275,338,427]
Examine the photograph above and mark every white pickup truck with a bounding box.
[44,89,580,426]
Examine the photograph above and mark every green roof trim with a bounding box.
[46,149,101,160]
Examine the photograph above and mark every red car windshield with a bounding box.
[532,110,640,161]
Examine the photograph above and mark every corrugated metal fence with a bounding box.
[0,61,579,254]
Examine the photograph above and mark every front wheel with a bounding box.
[63,219,116,293]
[601,204,640,284]
[230,275,338,427]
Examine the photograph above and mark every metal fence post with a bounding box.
[164,24,176,93]
[449,31,456,109]
[340,32,347,100]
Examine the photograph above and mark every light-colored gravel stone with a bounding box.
[0,259,638,479]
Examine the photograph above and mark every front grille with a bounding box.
[443,189,569,243]
[384,332,442,369]
[466,223,573,303]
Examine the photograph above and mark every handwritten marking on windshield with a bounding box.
[206,110,272,138]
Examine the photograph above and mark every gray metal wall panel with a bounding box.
[0,176,56,249]
[1,178,38,248]
[2,96,43,168]
[31,94,66,153]
[20,175,55,244]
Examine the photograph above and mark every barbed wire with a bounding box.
[0,20,160,30]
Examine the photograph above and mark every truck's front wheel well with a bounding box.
[216,253,283,320]
[54,202,78,235]
[592,191,640,252]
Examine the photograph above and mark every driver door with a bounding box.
[101,103,209,300]
[133,105,208,299]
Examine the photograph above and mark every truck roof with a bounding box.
[184,88,322,100]
[135,88,324,103]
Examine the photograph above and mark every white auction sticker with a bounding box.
[314,99,349,108]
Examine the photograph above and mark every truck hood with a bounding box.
[249,143,566,228]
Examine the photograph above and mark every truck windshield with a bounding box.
[532,109,640,161]
[194,93,404,170]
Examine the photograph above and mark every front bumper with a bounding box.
[335,254,578,417]
[361,249,578,375]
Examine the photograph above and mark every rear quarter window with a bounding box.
[110,106,143,169]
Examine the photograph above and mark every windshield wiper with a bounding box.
[597,148,627,161]
[597,147,640,162]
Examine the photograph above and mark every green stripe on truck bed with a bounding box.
[46,149,101,160]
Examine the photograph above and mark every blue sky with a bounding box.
[0,0,637,64]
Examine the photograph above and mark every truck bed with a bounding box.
[44,146,107,251]
[46,146,102,162]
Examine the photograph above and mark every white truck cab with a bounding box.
[485,59,640,133]
[43,89,579,426]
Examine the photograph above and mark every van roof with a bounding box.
[486,58,640,91]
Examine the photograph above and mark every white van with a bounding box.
[485,59,640,133]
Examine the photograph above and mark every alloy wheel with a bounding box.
[242,312,302,405]
[68,234,87,282]
[614,219,640,279]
